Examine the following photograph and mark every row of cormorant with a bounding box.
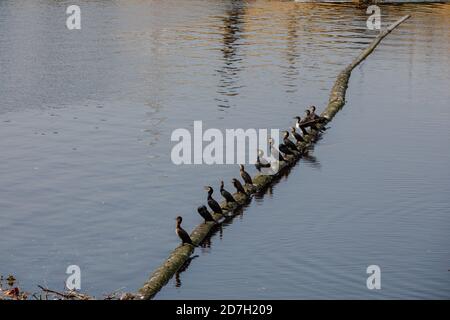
[175,106,326,246]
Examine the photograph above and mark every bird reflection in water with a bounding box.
[175,255,199,288]
[302,153,321,169]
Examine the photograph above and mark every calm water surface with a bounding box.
[0,1,449,299]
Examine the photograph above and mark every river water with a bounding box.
[0,1,449,299]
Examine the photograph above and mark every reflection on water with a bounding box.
[0,1,449,298]
[175,255,199,288]
[215,1,246,109]
[282,10,301,94]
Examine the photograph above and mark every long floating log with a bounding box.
[322,15,411,121]
[137,15,411,300]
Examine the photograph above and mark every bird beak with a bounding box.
[203,186,209,190]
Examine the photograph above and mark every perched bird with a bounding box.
[204,186,223,215]
[304,109,320,131]
[294,116,309,135]
[239,164,253,186]
[310,105,327,130]
[175,216,196,246]
[290,127,304,143]
[220,180,236,205]
[197,205,216,223]
[255,149,271,172]
[269,137,286,162]
[283,131,300,152]
[232,178,248,196]
[309,106,320,120]
[304,109,314,122]
[279,142,295,156]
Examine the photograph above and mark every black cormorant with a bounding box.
[268,137,286,162]
[239,164,253,185]
[304,109,320,131]
[220,181,236,205]
[309,106,319,120]
[279,142,295,156]
[197,205,216,224]
[231,178,248,196]
[294,116,309,135]
[310,105,327,130]
[290,127,304,143]
[283,131,300,152]
[304,109,314,122]
[175,216,195,246]
[204,186,223,215]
